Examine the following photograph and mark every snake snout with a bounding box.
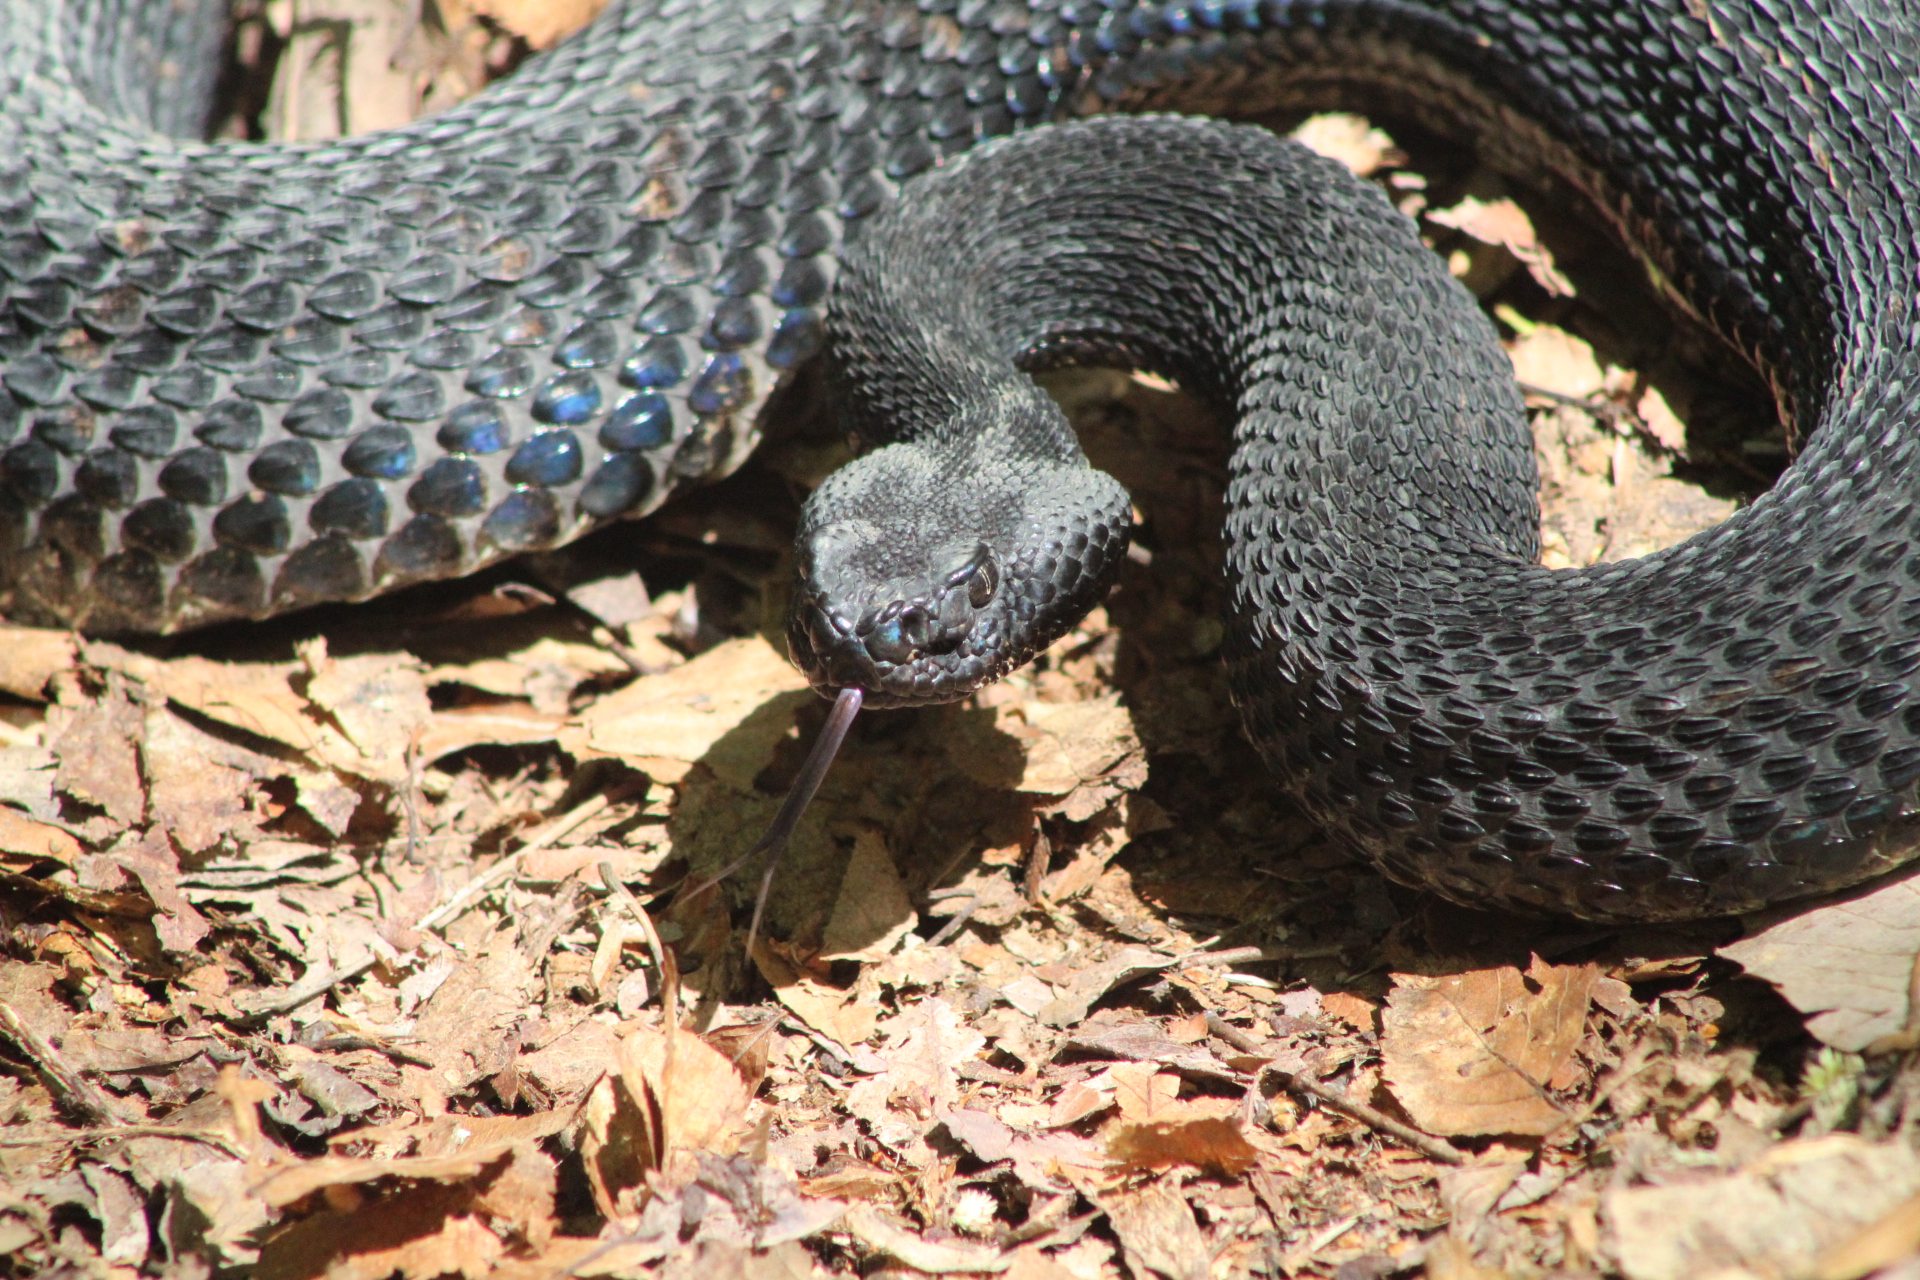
[787,540,1007,704]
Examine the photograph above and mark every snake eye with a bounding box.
[967,549,1000,608]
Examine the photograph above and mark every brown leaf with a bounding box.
[1098,1180,1210,1280]
[112,826,211,952]
[1720,872,1920,1051]
[752,938,879,1051]
[616,1022,753,1163]
[0,624,75,700]
[300,640,433,786]
[1318,990,1379,1034]
[562,637,810,785]
[142,706,258,854]
[1602,1135,1920,1280]
[818,828,915,962]
[1381,957,1597,1137]
[701,1022,776,1097]
[450,0,612,48]
[415,705,565,764]
[0,806,81,866]
[254,1175,510,1280]
[89,645,322,755]
[1106,1117,1258,1177]
[50,684,144,826]
[843,1204,1010,1273]
[940,1107,1016,1163]
[996,694,1141,797]
[1427,196,1575,295]
[799,1154,906,1203]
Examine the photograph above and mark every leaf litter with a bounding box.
[2,10,1918,1280]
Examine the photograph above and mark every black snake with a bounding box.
[2,0,1918,921]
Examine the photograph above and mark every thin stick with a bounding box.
[0,1001,135,1125]
[599,861,678,1032]
[1203,1012,1465,1166]
[0,1124,248,1159]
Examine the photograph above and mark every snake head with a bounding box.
[787,418,1132,708]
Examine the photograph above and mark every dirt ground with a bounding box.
[4,4,1920,1279]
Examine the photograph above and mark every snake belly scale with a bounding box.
[2,0,1919,920]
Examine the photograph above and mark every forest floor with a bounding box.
[4,4,1920,1279]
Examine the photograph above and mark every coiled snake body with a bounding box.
[2,0,1918,920]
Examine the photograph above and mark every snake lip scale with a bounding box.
[4,0,1920,922]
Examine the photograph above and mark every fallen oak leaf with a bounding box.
[561,636,810,786]
[1381,956,1597,1138]
[1602,1134,1920,1280]
[578,1021,754,1209]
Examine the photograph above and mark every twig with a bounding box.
[1172,945,1271,969]
[0,1124,248,1160]
[599,861,679,1032]
[588,625,658,678]
[927,897,979,946]
[0,1001,136,1124]
[779,1016,856,1073]
[1272,1066,1467,1166]
[1203,1012,1465,1166]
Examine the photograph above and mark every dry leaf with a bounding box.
[1106,1117,1258,1177]
[1318,990,1379,1034]
[1099,1180,1210,1280]
[562,637,810,784]
[617,1022,754,1162]
[415,706,564,764]
[254,1161,539,1280]
[0,624,75,700]
[1602,1135,1920,1280]
[1100,1063,1254,1176]
[50,685,145,826]
[142,706,259,853]
[1816,1188,1920,1280]
[1428,196,1575,295]
[447,0,611,48]
[999,694,1140,796]
[753,940,879,1051]
[0,806,81,865]
[1720,874,1920,1051]
[300,641,433,786]
[843,1204,1009,1273]
[1381,957,1597,1137]
[91,646,322,754]
[818,829,915,962]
